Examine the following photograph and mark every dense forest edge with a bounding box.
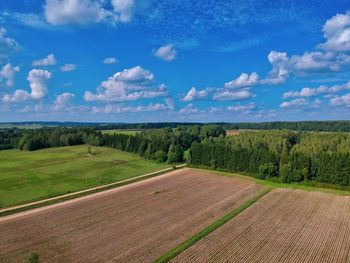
[3,120,350,132]
[1,122,350,187]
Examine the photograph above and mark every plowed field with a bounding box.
[173,188,350,263]
[0,168,262,263]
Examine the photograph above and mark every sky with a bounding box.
[0,0,350,123]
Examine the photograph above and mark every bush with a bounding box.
[154,150,167,162]
[27,253,39,263]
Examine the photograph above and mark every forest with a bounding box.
[3,120,350,132]
[1,125,350,186]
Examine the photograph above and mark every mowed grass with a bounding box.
[0,145,169,208]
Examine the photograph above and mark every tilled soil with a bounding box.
[173,188,350,263]
[0,168,262,263]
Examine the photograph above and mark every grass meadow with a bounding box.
[0,145,169,208]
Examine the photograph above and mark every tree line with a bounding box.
[4,120,350,132]
[189,130,350,186]
[2,126,350,186]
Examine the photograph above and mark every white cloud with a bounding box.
[44,0,135,26]
[3,69,52,102]
[32,54,57,67]
[1,12,51,30]
[320,12,350,52]
[92,101,171,114]
[84,66,167,102]
[224,72,259,88]
[45,0,109,25]
[103,57,118,64]
[329,93,350,106]
[213,89,254,101]
[54,92,75,111]
[60,63,76,72]
[227,103,256,112]
[111,0,135,23]
[0,27,20,60]
[179,103,199,114]
[182,87,209,102]
[0,63,20,87]
[280,98,321,109]
[154,44,177,61]
[283,81,350,98]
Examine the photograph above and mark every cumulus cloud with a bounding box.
[60,63,76,72]
[182,87,210,102]
[320,12,350,52]
[283,81,350,98]
[0,27,20,60]
[44,0,135,26]
[329,93,350,106]
[280,98,322,109]
[54,92,75,111]
[213,89,254,101]
[32,54,57,67]
[0,63,20,87]
[154,44,177,61]
[111,0,135,23]
[224,72,259,88]
[84,66,167,102]
[103,57,118,64]
[3,69,52,102]
[227,103,256,112]
[92,101,171,114]
[179,103,199,114]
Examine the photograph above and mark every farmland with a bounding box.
[0,145,168,208]
[0,168,263,262]
[173,188,350,263]
[100,129,141,135]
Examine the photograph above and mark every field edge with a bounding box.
[154,186,272,263]
[0,164,186,217]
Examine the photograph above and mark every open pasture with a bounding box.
[173,188,350,263]
[0,169,263,262]
[0,145,168,208]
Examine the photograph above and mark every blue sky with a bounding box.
[0,0,350,122]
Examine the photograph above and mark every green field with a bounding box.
[0,145,169,208]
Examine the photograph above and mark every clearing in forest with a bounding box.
[0,168,263,263]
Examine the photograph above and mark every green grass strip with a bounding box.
[154,187,273,263]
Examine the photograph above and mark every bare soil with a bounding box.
[0,168,262,263]
[173,188,350,263]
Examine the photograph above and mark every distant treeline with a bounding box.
[3,120,350,132]
[0,128,101,151]
[224,121,350,132]
[96,121,350,132]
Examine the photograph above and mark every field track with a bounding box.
[173,188,350,263]
[0,168,262,262]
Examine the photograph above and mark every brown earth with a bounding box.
[226,130,241,136]
[173,188,350,263]
[0,168,262,263]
